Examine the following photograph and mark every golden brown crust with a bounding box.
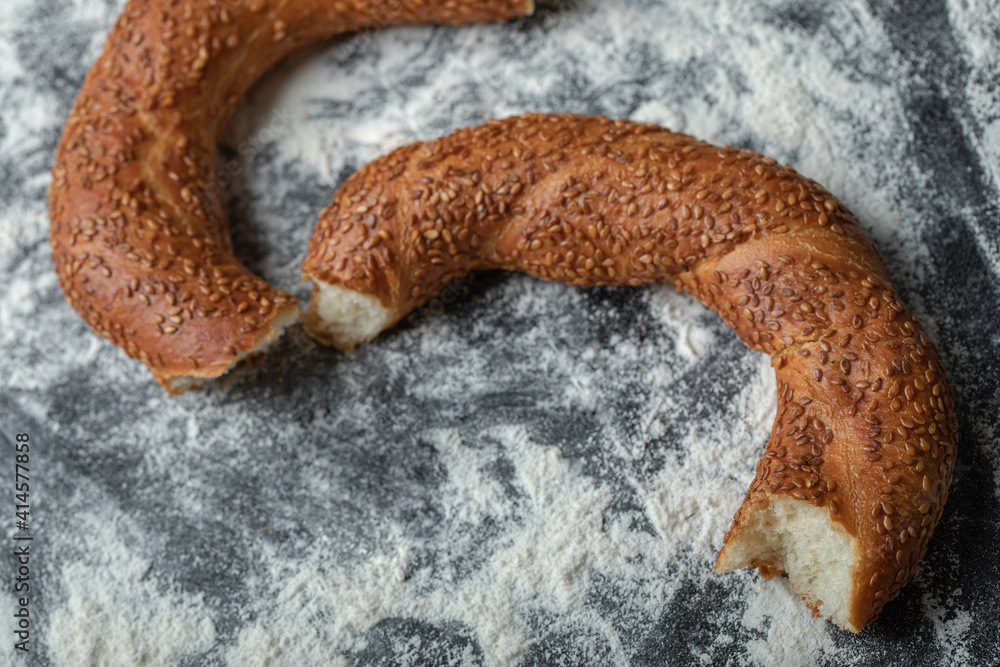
[49,0,535,394]
[302,113,958,631]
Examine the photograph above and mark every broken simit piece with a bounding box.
[301,113,958,632]
[48,0,534,393]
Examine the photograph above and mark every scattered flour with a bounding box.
[0,0,996,665]
[227,425,731,666]
[947,0,1000,276]
[922,586,976,667]
[47,514,216,666]
[742,579,837,667]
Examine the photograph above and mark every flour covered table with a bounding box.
[1,0,998,664]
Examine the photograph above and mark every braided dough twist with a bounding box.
[302,113,958,632]
[49,0,533,393]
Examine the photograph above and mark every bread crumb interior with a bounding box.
[717,497,859,632]
[303,281,394,351]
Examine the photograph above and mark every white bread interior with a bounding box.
[303,281,394,351]
[716,496,860,632]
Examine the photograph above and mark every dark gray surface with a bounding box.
[1,0,999,664]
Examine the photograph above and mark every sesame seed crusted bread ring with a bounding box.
[48,0,535,394]
[301,113,959,632]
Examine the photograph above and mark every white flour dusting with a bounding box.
[225,419,784,667]
[219,291,821,666]
[947,0,1000,271]
[48,514,217,665]
[0,0,996,665]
